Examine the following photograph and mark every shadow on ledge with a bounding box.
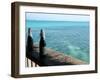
[26,46,88,67]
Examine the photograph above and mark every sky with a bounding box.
[26,12,90,22]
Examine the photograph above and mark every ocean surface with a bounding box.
[26,20,90,63]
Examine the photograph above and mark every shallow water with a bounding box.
[26,20,89,63]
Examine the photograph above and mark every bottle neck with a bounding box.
[28,31,33,38]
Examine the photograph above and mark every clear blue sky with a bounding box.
[26,12,89,22]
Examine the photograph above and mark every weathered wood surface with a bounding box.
[26,46,87,66]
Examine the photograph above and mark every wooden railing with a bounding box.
[25,57,39,67]
[25,45,87,67]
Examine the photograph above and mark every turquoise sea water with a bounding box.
[26,20,89,63]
